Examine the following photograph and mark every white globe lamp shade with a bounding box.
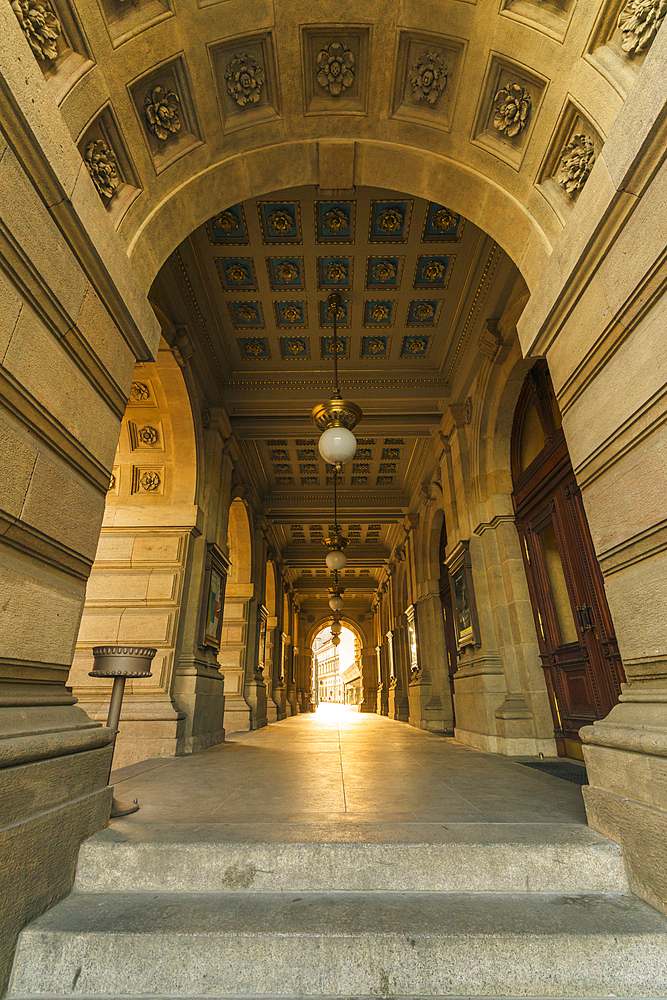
[318,426,357,465]
[330,620,342,635]
[326,548,347,571]
[331,634,341,647]
[329,594,344,611]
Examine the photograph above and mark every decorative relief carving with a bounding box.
[409,51,447,103]
[280,304,302,323]
[406,336,428,354]
[421,260,446,282]
[493,83,531,137]
[226,262,249,283]
[316,41,355,95]
[212,209,238,235]
[140,470,161,491]
[267,208,294,235]
[366,337,386,354]
[245,340,263,355]
[322,207,349,235]
[236,303,259,323]
[324,260,347,282]
[225,52,265,106]
[144,86,181,140]
[369,303,390,322]
[432,207,457,233]
[372,260,397,283]
[107,472,116,491]
[11,0,61,61]
[83,140,119,201]
[377,207,404,235]
[413,302,435,321]
[138,425,159,446]
[130,381,150,401]
[617,0,667,53]
[276,261,299,283]
[556,133,596,195]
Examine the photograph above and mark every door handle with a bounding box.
[576,605,594,631]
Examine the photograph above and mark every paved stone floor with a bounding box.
[110,705,587,834]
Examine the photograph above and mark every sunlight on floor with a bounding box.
[315,703,354,719]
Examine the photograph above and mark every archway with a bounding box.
[68,337,198,768]
[312,622,358,707]
[219,497,255,733]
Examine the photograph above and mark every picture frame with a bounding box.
[445,540,481,651]
[198,543,230,650]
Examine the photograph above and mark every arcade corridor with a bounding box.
[106,707,589,827]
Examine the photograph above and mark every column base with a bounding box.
[0,723,114,996]
[581,691,667,915]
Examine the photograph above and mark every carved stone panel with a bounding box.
[300,25,371,116]
[535,99,604,222]
[391,30,467,132]
[97,0,171,48]
[501,0,575,42]
[209,30,281,134]
[128,420,164,450]
[471,54,548,170]
[11,0,93,103]
[129,56,202,174]
[131,466,165,495]
[77,104,141,227]
[586,0,665,97]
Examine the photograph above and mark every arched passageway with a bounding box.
[3,0,667,981]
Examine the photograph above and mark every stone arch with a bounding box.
[219,497,254,733]
[130,140,551,295]
[307,615,374,711]
[68,338,198,768]
[263,559,280,723]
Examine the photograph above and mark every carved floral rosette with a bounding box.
[493,83,531,138]
[372,261,397,283]
[409,51,447,104]
[213,209,238,234]
[324,261,347,283]
[377,207,404,234]
[144,86,181,141]
[617,0,667,54]
[275,261,298,283]
[316,41,355,96]
[322,208,348,234]
[225,52,265,107]
[556,134,596,196]
[11,0,60,61]
[83,140,120,201]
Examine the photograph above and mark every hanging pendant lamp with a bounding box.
[311,292,362,465]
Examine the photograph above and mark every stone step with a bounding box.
[8,890,667,998]
[74,822,629,894]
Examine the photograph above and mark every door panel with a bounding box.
[512,365,624,758]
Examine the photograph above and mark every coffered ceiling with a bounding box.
[155,182,520,602]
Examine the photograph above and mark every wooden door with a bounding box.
[512,364,624,758]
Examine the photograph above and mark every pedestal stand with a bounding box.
[90,645,157,818]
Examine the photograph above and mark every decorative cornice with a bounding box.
[473,514,515,535]
[445,243,501,384]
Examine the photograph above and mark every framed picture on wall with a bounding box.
[198,544,230,651]
[445,540,480,651]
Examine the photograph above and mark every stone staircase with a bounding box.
[8,822,667,999]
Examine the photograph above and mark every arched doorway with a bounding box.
[511,362,625,759]
[312,622,359,707]
[219,496,255,733]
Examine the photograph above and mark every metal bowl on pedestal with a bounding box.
[90,645,156,817]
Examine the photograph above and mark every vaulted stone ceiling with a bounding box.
[152,182,520,608]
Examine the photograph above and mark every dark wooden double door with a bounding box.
[512,372,625,758]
